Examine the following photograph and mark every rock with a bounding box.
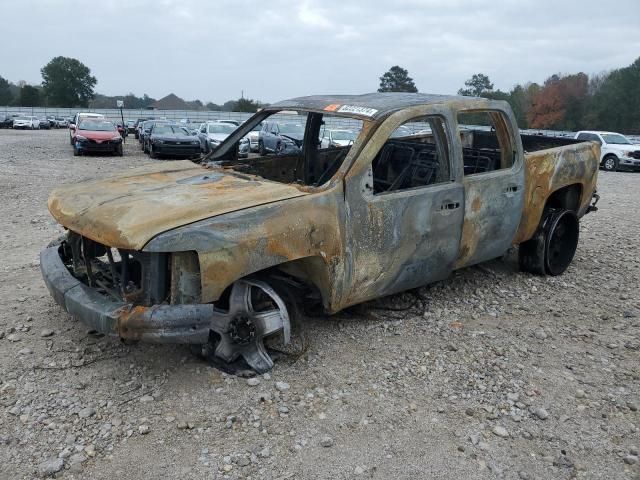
[18,348,33,355]
[465,408,475,416]
[532,407,549,420]
[139,395,154,403]
[624,455,638,465]
[38,457,63,477]
[177,421,189,430]
[68,453,86,466]
[222,464,233,472]
[354,466,365,475]
[320,435,334,447]
[575,389,586,399]
[492,426,509,438]
[40,329,54,338]
[237,457,250,467]
[275,381,290,392]
[138,425,150,435]
[78,407,96,419]
[469,433,480,445]
[627,401,638,412]
[259,447,271,458]
[534,329,547,340]
[247,377,261,387]
[630,447,638,456]
[6,334,20,342]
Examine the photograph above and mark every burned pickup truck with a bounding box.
[41,93,599,372]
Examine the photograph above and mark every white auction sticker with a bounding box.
[337,105,378,117]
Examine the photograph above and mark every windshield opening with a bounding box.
[208,123,236,134]
[209,109,365,188]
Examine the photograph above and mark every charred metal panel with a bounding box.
[514,141,599,244]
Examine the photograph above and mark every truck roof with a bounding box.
[267,92,481,119]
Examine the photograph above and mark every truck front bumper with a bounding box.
[40,245,213,344]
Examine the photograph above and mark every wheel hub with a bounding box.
[229,315,256,345]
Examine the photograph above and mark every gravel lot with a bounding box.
[0,128,639,480]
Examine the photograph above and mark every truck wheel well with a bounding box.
[544,184,582,213]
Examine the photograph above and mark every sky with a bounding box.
[1,0,639,105]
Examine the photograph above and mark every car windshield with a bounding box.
[153,125,188,135]
[279,124,304,136]
[208,124,235,134]
[15,117,29,121]
[331,130,356,141]
[601,133,631,145]
[79,120,116,131]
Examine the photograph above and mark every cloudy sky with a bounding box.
[1,0,639,104]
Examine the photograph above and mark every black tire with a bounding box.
[70,134,74,145]
[116,144,124,157]
[602,155,618,172]
[519,208,579,276]
[258,140,266,156]
[149,146,158,159]
[73,146,81,157]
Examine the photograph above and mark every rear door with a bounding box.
[455,109,525,268]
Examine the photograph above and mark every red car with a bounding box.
[71,119,124,157]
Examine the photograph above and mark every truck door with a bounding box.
[455,109,525,268]
[341,108,464,307]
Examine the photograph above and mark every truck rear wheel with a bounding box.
[519,209,579,276]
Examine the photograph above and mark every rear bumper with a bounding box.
[40,245,213,343]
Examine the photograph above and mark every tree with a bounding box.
[378,66,418,93]
[41,56,97,107]
[235,97,261,113]
[17,85,41,107]
[458,73,494,97]
[0,76,13,105]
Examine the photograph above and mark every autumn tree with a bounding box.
[458,73,494,97]
[41,56,97,107]
[378,66,418,93]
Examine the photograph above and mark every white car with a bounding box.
[245,122,263,152]
[198,121,236,153]
[575,131,640,172]
[12,116,40,129]
[320,129,357,148]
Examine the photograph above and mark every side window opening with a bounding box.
[372,116,451,195]
[457,110,514,176]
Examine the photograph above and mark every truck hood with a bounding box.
[48,160,307,250]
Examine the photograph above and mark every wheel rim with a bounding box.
[604,158,615,170]
[208,280,290,372]
[544,210,579,275]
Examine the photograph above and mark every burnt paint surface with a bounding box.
[48,95,599,317]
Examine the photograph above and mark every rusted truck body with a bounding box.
[41,93,599,372]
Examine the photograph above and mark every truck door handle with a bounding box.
[440,201,460,211]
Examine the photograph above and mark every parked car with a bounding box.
[39,117,51,129]
[71,118,123,156]
[140,120,173,152]
[126,120,137,134]
[69,113,104,144]
[46,116,57,127]
[0,114,16,128]
[133,118,150,139]
[258,121,304,155]
[13,116,40,129]
[319,129,357,148]
[198,121,237,153]
[41,92,600,373]
[574,130,640,171]
[245,122,263,152]
[55,117,69,128]
[146,124,202,159]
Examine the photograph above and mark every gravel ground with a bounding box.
[0,129,639,480]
